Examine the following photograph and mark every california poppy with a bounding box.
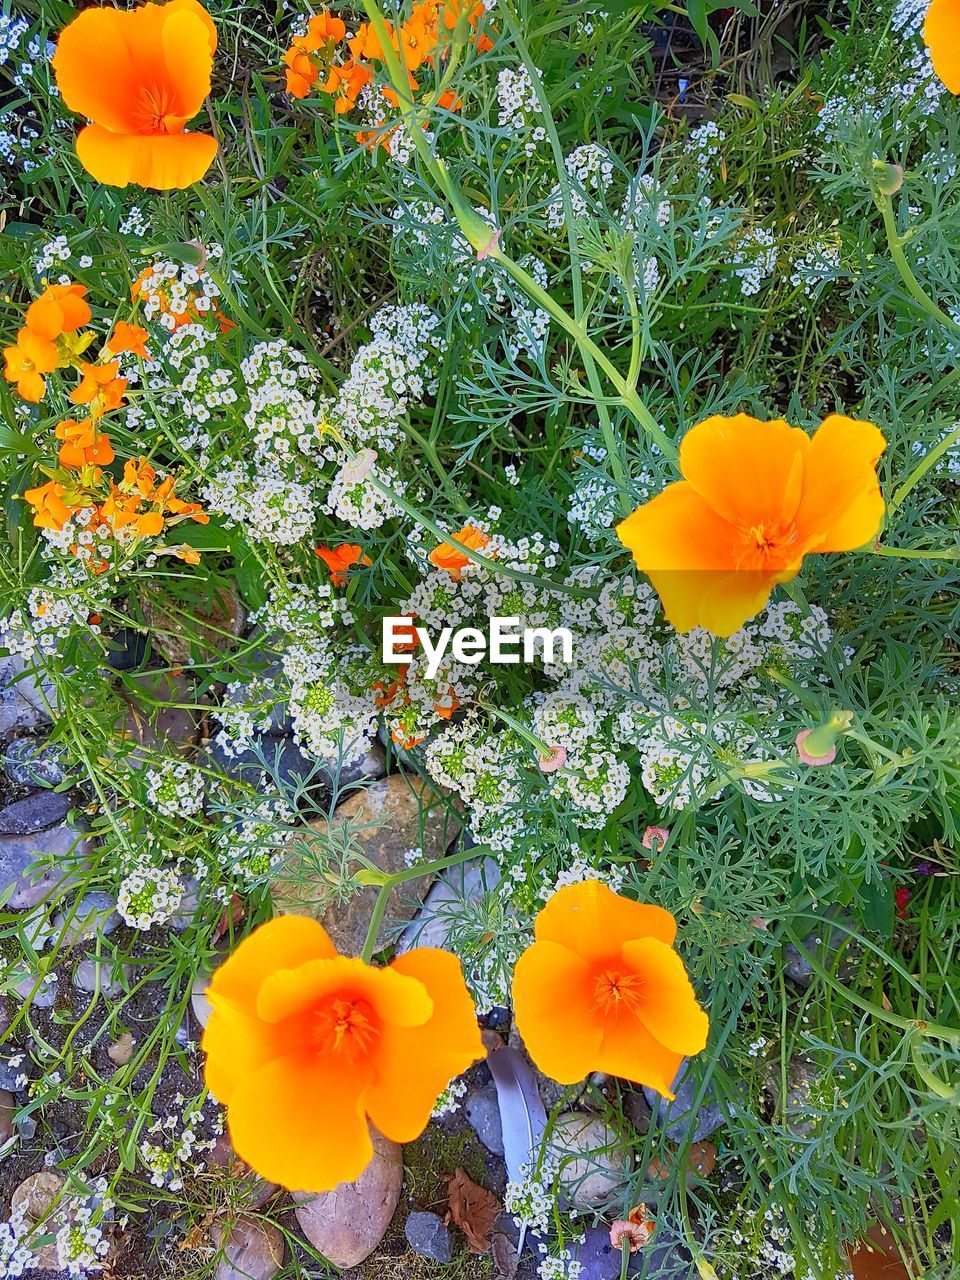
[428,524,491,578]
[924,0,960,92]
[52,0,218,190]
[512,880,708,1096]
[315,543,372,587]
[616,413,885,637]
[202,915,483,1191]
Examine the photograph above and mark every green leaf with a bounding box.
[859,873,895,938]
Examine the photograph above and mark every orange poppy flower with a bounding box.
[24,283,91,340]
[201,915,483,1191]
[23,480,75,532]
[3,329,59,403]
[55,418,116,469]
[615,413,885,637]
[104,321,150,359]
[70,361,128,418]
[924,0,960,92]
[512,880,708,1097]
[428,524,491,579]
[52,0,218,190]
[315,543,372,586]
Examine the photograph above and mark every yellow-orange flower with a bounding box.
[70,361,128,418]
[284,11,345,97]
[202,915,483,1191]
[52,0,218,190]
[428,524,491,578]
[315,543,372,586]
[104,321,150,359]
[3,330,59,403]
[616,413,886,637]
[23,480,74,532]
[24,283,91,340]
[322,59,374,113]
[924,0,960,92]
[55,418,116,469]
[512,880,708,1096]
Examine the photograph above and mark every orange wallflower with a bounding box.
[23,480,74,532]
[315,543,372,586]
[616,414,885,637]
[70,361,128,418]
[3,330,59,403]
[512,880,709,1096]
[202,915,483,1191]
[100,456,208,538]
[104,321,150,359]
[322,59,374,112]
[24,283,91,340]
[924,0,960,92]
[52,0,218,190]
[285,11,346,97]
[55,418,116,469]
[428,524,491,579]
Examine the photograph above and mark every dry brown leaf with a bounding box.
[688,1140,717,1177]
[445,1166,501,1253]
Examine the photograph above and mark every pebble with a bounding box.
[15,971,59,1009]
[73,958,129,998]
[114,669,196,762]
[0,1089,15,1144]
[405,1211,453,1263]
[293,1127,402,1268]
[0,654,56,740]
[204,735,325,796]
[211,1216,284,1280]
[0,790,70,836]
[0,820,93,909]
[783,924,853,989]
[107,1034,134,1066]
[2,737,66,788]
[399,848,502,953]
[574,1223,688,1279]
[274,774,460,956]
[52,891,120,946]
[549,1113,630,1210]
[642,1059,730,1144]
[465,1080,505,1156]
[10,1170,66,1268]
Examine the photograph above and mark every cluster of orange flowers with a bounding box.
[203,880,708,1193]
[284,0,491,146]
[3,282,208,565]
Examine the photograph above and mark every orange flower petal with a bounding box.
[256,955,434,1029]
[534,880,677,960]
[225,1051,375,1191]
[207,915,337,1009]
[621,937,710,1056]
[678,414,809,530]
[202,993,277,1104]
[925,0,960,93]
[364,948,484,1143]
[512,939,603,1084]
[594,1006,685,1098]
[797,414,886,553]
[76,125,218,190]
[650,566,785,638]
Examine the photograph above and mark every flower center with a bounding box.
[138,86,178,135]
[312,997,379,1058]
[593,968,644,1019]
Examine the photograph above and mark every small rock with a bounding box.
[204,736,326,797]
[0,790,70,836]
[207,1135,278,1209]
[114,670,196,761]
[764,1055,818,1138]
[2,738,67,788]
[141,582,246,668]
[211,1215,284,1280]
[0,1089,15,1143]
[323,739,388,793]
[10,1170,66,1268]
[73,958,128,998]
[0,654,56,740]
[623,1087,652,1134]
[399,850,501,952]
[549,1112,630,1210]
[782,919,857,990]
[53,891,120,946]
[688,1140,717,1177]
[15,971,58,1009]
[643,1059,731,1144]
[274,774,460,956]
[574,1222,688,1280]
[169,877,203,931]
[293,1127,402,1268]
[405,1211,453,1263]
[465,1080,505,1156]
[107,1034,134,1066]
[0,820,93,908]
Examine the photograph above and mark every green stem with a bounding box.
[888,422,960,517]
[867,543,960,562]
[359,843,487,962]
[878,196,960,338]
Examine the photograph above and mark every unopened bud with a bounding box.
[872,160,904,196]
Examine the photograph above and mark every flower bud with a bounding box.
[795,710,853,765]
